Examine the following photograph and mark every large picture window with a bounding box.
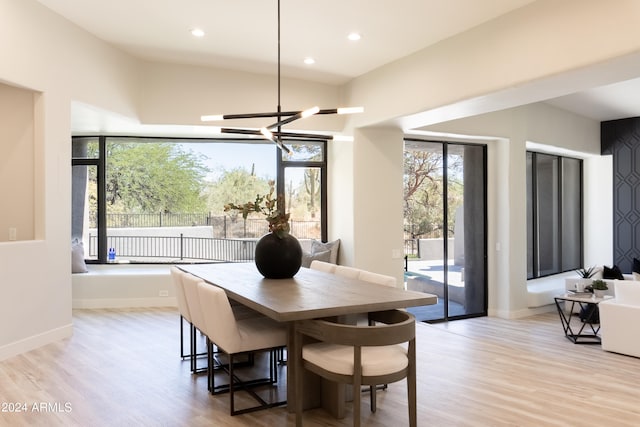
[527,152,583,279]
[72,136,327,263]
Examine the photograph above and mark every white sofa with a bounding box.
[599,281,640,358]
[565,266,635,297]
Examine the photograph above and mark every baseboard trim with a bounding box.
[72,297,177,309]
[0,323,73,362]
[489,304,556,319]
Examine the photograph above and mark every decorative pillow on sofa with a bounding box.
[603,265,624,280]
[633,258,640,281]
[301,249,331,268]
[310,239,340,265]
[72,240,88,273]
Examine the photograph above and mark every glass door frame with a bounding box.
[404,138,488,322]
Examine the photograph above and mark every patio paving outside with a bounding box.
[405,258,466,322]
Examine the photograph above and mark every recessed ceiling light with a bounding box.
[191,28,205,38]
[304,57,315,65]
[347,32,361,41]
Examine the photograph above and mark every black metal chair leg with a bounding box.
[190,324,197,372]
[229,353,235,415]
[180,316,187,359]
[209,339,215,392]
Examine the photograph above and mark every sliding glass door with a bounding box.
[404,139,487,322]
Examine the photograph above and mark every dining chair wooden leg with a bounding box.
[408,342,417,427]
[370,385,376,412]
[407,375,417,427]
[294,329,304,427]
[354,346,362,427]
[353,381,361,427]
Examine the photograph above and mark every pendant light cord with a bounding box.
[277,0,281,119]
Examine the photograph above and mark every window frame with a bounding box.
[72,135,328,264]
[527,151,584,279]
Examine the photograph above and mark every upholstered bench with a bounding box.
[527,281,566,308]
[72,264,175,308]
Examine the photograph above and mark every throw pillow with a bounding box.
[603,264,624,280]
[310,239,340,264]
[633,257,640,274]
[301,249,331,268]
[72,240,88,273]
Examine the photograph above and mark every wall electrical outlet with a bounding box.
[9,228,17,241]
[159,290,169,297]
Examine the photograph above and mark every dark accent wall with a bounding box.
[601,117,640,273]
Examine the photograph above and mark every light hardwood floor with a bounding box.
[1,308,639,426]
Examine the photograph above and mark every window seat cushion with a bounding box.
[72,264,174,309]
[527,280,565,308]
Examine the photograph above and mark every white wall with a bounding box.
[351,127,405,284]
[584,155,614,266]
[328,138,355,266]
[138,61,346,132]
[0,0,141,360]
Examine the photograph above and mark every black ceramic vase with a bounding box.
[254,232,303,279]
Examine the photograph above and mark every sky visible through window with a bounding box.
[180,141,276,181]
[179,141,309,189]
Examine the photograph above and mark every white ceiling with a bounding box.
[37,0,640,128]
[36,0,534,84]
[544,78,640,122]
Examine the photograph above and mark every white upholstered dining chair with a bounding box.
[334,264,361,279]
[358,270,397,288]
[196,280,288,415]
[294,309,417,427]
[356,269,398,407]
[170,267,206,373]
[309,259,337,273]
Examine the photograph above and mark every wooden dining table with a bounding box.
[178,262,437,416]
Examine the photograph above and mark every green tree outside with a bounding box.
[205,167,271,217]
[90,141,209,214]
[404,150,463,239]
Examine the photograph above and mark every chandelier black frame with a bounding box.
[200,0,362,153]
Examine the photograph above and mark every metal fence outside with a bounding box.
[97,212,212,228]
[404,239,419,257]
[85,216,435,261]
[95,213,320,239]
[89,234,257,262]
[84,212,321,262]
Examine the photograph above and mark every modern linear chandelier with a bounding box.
[200,0,363,154]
